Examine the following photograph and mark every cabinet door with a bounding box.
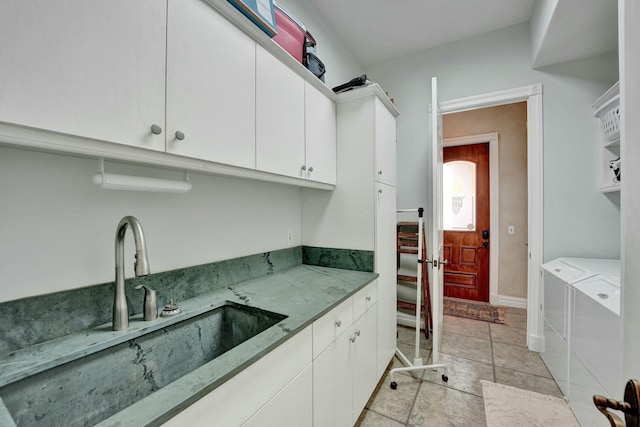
[313,325,354,427]
[374,98,397,186]
[376,183,397,377]
[305,83,336,185]
[242,364,313,427]
[163,327,312,426]
[352,304,379,423]
[166,0,256,169]
[0,0,166,151]
[256,46,305,178]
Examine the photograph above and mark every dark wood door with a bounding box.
[443,143,490,302]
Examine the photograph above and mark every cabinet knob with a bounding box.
[335,320,342,327]
[355,330,361,337]
[308,166,314,173]
[366,296,371,301]
[378,189,383,194]
[175,131,185,141]
[150,124,162,135]
[378,170,383,175]
[350,335,357,343]
[301,165,307,171]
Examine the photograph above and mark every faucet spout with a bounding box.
[113,216,150,331]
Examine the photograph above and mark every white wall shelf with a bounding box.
[593,82,621,193]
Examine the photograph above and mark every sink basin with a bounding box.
[0,301,286,427]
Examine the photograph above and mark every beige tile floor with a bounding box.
[356,307,562,426]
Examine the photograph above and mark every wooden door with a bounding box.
[443,143,490,302]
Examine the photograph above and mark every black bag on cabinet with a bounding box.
[303,31,326,82]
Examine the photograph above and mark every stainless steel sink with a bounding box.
[0,301,287,427]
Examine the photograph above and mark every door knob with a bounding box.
[150,124,162,135]
[594,379,640,427]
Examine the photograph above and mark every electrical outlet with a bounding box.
[508,226,515,235]
[287,230,294,246]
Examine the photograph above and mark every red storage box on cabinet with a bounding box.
[272,1,305,63]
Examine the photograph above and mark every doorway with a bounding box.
[436,84,544,351]
[442,103,528,308]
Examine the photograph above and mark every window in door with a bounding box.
[443,160,476,231]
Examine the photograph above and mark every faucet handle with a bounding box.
[135,284,158,321]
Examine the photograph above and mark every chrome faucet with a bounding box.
[113,216,150,331]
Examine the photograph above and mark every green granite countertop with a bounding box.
[0,264,377,426]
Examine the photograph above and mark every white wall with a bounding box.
[365,22,620,262]
[0,146,302,303]
[274,0,364,89]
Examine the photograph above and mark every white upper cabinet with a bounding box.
[166,0,256,169]
[0,0,167,151]
[305,83,337,185]
[256,47,336,185]
[374,97,397,186]
[0,0,336,189]
[256,45,306,179]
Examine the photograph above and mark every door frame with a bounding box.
[443,133,499,305]
[438,84,544,352]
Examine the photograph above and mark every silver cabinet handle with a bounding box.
[301,165,307,171]
[366,296,371,301]
[378,189,383,194]
[308,166,314,173]
[335,320,341,327]
[378,170,383,175]
[350,335,357,343]
[175,131,185,141]
[150,124,162,135]
[355,330,361,337]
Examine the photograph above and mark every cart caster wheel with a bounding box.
[442,375,449,382]
[390,381,397,390]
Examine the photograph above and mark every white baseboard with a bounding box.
[528,333,545,352]
[396,311,425,329]
[497,295,527,309]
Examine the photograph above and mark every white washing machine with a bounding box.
[570,273,621,427]
[541,258,595,396]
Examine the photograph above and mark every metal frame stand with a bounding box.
[390,207,448,389]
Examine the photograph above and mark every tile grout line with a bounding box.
[489,322,497,383]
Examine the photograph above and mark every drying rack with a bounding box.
[390,207,448,389]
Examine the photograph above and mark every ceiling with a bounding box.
[306,0,618,68]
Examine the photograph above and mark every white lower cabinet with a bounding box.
[313,280,379,427]
[242,364,313,427]
[162,327,312,427]
[163,282,380,427]
[313,323,355,426]
[351,305,379,422]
